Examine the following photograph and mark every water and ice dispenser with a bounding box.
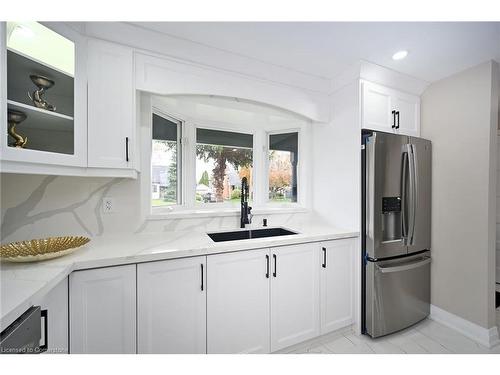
[381,197,402,242]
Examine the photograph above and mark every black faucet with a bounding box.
[240,177,252,228]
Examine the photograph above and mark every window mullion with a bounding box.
[183,121,196,208]
[253,129,267,207]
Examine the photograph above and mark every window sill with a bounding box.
[146,205,309,220]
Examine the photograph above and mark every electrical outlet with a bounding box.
[102,197,114,213]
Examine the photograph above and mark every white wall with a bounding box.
[421,60,499,329]
[312,81,360,231]
[311,80,361,332]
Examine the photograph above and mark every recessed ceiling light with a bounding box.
[392,50,408,61]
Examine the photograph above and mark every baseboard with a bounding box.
[430,305,500,348]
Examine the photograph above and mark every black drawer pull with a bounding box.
[273,254,277,277]
[322,247,327,268]
[265,254,270,278]
[391,110,396,129]
[200,264,204,291]
[125,137,129,162]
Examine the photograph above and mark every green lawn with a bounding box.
[152,199,176,207]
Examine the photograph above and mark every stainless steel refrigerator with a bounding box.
[361,130,431,338]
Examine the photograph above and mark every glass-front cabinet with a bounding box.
[1,21,87,167]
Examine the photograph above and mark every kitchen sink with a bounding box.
[207,227,298,242]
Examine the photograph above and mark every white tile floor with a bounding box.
[276,314,500,354]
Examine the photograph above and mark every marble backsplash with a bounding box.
[0,173,312,243]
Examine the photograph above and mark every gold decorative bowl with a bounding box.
[0,236,90,263]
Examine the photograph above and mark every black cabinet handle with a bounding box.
[391,110,396,129]
[265,254,270,278]
[395,111,400,129]
[322,247,327,268]
[200,264,204,291]
[273,254,277,277]
[40,309,48,352]
[125,137,129,162]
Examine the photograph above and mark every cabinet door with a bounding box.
[35,278,69,354]
[361,81,395,132]
[207,249,270,354]
[137,257,206,354]
[320,239,355,335]
[69,265,136,354]
[394,92,420,137]
[87,38,134,169]
[0,22,87,167]
[270,244,320,352]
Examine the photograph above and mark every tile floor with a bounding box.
[276,315,500,354]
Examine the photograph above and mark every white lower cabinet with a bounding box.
[207,249,270,353]
[320,239,355,334]
[69,265,136,354]
[270,243,320,352]
[35,278,69,354]
[65,238,356,354]
[137,256,206,354]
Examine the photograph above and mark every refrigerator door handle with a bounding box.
[401,150,409,243]
[376,256,431,273]
[409,144,418,245]
[405,144,415,245]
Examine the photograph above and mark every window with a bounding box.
[268,132,298,203]
[151,113,181,207]
[195,128,253,204]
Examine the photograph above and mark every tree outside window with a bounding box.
[196,128,253,204]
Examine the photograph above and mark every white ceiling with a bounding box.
[132,22,500,83]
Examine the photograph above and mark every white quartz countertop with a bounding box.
[0,223,358,330]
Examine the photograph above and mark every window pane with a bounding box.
[196,128,253,204]
[269,132,298,203]
[152,114,180,207]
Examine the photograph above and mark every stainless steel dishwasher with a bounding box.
[0,306,47,354]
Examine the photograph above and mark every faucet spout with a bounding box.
[240,177,252,228]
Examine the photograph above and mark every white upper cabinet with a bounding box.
[361,80,420,137]
[320,239,355,335]
[69,265,136,354]
[392,90,420,137]
[270,243,320,352]
[87,38,135,169]
[361,81,394,131]
[1,22,87,167]
[207,249,270,354]
[137,256,206,354]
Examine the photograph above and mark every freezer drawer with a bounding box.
[366,251,430,338]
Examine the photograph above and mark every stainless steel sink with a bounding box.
[207,227,297,242]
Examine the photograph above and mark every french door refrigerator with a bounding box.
[361,130,431,338]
